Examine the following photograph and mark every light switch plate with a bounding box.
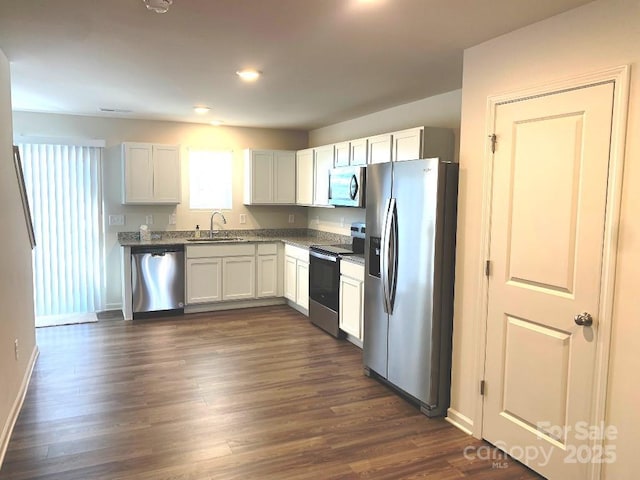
[239,214,247,224]
[108,214,125,226]
[288,214,295,224]
[145,215,153,225]
[169,213,176,225]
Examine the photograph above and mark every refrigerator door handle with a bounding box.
[380,198,393,314]
[388,199,398,314]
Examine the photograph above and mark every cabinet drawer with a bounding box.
[257,243,278,255]
[187,243,255,259]
[340,260,364,281]
[284,244,309,262]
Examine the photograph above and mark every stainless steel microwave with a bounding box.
[328,166,366,208]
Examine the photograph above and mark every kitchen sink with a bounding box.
[186,237,244,242]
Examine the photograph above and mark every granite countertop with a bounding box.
[341,254,365,266]
[118,229,349,250]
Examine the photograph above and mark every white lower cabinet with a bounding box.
[284,244,309,313]
[186,244,256,305]
[186,258,222,304]
[296,261,309,310]
[284,256,297,301]
[222,256,256,301]
[339,261,365,344]
[256,243,279,298]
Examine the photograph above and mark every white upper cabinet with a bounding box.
[122,143,181,204]
[313,144,334,206]
[350,138,368,166]
[334,142,350,167]
[367,133,392,165]
[334,139,367,167]
[296,149,314,205]
[244,149,296,205]
[391,127,424,162]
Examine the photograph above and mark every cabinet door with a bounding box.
[296,149,314,205]
[248,150,274,204]
[350,138,368,166]
[313,145,334,206]
[339,275,363,340]
[123,143,154,203]
[257,254,278,298]
[296,261,309,310]
[334,142,350,167]
[391,127,424,162]
[186,258,222,304]
[152,145,181,203]
[222,256,256,301]
[284,256,297,301]
[273,151,296,204]
[367,134,392,165]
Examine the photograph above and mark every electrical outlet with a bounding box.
[288,214,295,224]
[145,215,153,225]
[108,214,125,226]
[340,217,345,227]
[169,213,177,225]
[14,339,19,360]
[239,214,247,224]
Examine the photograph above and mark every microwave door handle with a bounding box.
[380,198,393,314]
[349,175,358,200]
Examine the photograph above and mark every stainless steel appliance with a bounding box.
[329,166,366,207]
[309,223,365,337]
[364,158,458,417]
[131,246,185,317]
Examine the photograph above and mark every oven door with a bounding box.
[309,249,340,312]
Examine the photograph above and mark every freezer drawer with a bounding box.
[131,247,185,314]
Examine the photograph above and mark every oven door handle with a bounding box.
[309,250,339,263]
[380,198,393,314]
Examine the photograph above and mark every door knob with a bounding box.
[574,312,593,327]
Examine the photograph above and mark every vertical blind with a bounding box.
[18,143,104,316]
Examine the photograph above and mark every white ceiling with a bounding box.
[0,0,593,130]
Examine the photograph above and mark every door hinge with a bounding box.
[488,134,497,154]
[480,380,486,396]
[485,260,491,277]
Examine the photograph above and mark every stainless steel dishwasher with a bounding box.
[131,246,185,317]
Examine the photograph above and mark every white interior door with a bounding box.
[483,82,615,479]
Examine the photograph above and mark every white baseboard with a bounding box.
[285,300,309,317]
[446,407,474,435]
[103,302,122,311]
[0,344,39,468]
[184,297,286,315]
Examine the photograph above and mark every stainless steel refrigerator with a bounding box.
[364,158,458,417]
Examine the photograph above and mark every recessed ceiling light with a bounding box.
[142,0,172,14]
[210,120,224,126]
[236,69,262,82]
[194,106,210,114]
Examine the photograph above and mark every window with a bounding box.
[189,149,233,209]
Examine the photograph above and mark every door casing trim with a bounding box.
[472,65,630,480]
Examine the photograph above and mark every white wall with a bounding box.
[308,90,462,234]
[12,112,309,310]
[0,49,37,464]
[454,1,639,477]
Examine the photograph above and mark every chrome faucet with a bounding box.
[209,210,227,238]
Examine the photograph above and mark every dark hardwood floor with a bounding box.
[1,306,542,479]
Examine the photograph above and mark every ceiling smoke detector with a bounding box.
[143,0,173,14]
